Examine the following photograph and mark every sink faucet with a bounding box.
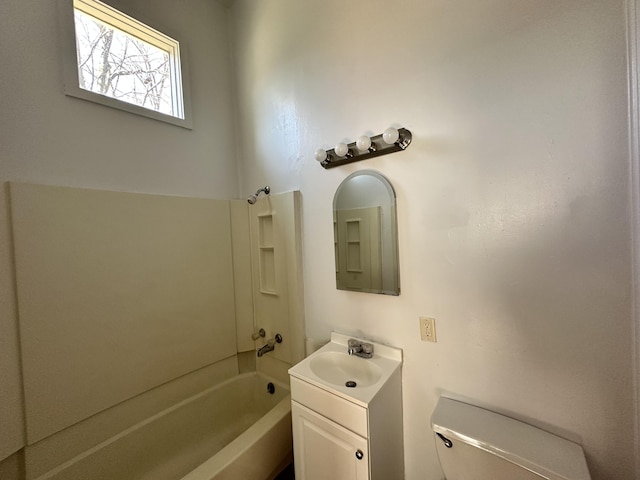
[257,334,283,357]
[347,338,374,359]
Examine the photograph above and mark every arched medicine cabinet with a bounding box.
[333,170,400,295]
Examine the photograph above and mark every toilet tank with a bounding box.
[431,397,591,480]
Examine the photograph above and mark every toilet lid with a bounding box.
[431,397,591,480]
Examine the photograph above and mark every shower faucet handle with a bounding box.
[256,333,282,357]
[251,328,266,341]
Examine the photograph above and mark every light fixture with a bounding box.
[356,135,375,152]
[382,127,400,145]
[315,126,412,169]
[314,149,328,163]
[334,142,352,158]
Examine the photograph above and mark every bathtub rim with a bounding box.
[33,371,290,480]
[180,372,292,480]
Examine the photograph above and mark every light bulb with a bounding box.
[356,135,372,152]
[314,148,327,163]
[382,127,400,145]
[335,142,349,157]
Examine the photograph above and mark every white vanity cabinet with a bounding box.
[288,333,404,480]
[291,401,369,480]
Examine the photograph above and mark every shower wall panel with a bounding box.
[230,200,254,353]
[10,183,237,444]
[249,191,305,382]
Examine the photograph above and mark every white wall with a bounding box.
[229,1,636,479]
[0,0,237,197]
[0,0,238,461]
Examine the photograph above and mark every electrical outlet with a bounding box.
[420,317,437,342]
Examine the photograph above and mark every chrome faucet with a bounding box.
[347,338,374,359]
[257,333,282,357]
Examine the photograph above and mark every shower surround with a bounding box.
[8,182,303,480]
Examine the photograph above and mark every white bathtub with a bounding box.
[41,372,292,480]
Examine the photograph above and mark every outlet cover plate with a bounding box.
[420,317,437,342]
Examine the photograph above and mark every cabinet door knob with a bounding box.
[355,449,364,460]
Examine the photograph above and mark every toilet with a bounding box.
[431,397,591,480]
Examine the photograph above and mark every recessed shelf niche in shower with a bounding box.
[258,214,277,295]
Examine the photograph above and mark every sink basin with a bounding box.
[289,332,402,406]
[309,351,382,387]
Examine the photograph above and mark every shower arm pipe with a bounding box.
[316,127,412,169]
[247,186,271,205]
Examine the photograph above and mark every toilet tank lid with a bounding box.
[431,397,591,480]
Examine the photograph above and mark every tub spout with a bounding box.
[256,334,282,357]
[257,341,275,357]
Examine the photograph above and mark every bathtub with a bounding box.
[40,372,292,480]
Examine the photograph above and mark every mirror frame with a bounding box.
[333,170,400,295]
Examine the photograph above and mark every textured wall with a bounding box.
[229,1,635,478]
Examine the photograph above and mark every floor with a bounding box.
[274,462,295,479]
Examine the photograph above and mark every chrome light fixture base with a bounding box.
[317,127,412,169]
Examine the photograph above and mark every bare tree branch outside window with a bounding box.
[74,10,173,115]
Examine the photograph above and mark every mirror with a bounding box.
[333,170,400,295]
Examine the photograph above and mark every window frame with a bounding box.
[57,0,193,129]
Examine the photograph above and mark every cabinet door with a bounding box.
[292,401,369,480]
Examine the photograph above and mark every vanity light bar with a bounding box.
[315,127,412,169]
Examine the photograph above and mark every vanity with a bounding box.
[288,332,403,480]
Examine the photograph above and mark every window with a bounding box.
[58,0,192,128]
